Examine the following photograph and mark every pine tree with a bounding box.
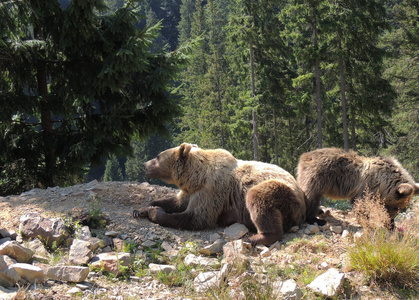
[103,157,123,182]
[0,0,192,194]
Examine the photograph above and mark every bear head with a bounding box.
[144,143,198,185]
[385,183,419,218]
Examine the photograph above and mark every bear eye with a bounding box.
[156,155,160,161]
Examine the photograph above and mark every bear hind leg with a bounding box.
[246,181,287,246]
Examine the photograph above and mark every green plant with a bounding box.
[349,229,419,288]
[123,240,140,254]
[156,262,195,287]
[86,196,107,229]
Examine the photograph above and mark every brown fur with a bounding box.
[133,143,306,245]
[297,148,419,224]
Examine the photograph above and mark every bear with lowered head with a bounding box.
[133,143,307,245]
[297,147,419,226]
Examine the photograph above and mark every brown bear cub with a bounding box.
[133,143,307,245]
[297,147,419,226]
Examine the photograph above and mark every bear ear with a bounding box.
[178,143,193,159]
[397,183,414,197]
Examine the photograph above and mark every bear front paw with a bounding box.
[133,207,152,218]
[148,206,165,223]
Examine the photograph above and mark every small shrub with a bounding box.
[352,189,391,231]
[349,191,419,288]
[86,196,107,229]
[349,229,419,288]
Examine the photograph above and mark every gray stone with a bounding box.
[0,241,34,263]
[2,268,21,285]
[0,270,17,287]
[0,255,9,271]
[307,268,345,297]
[0,229,10,238]
[148,263,176,275]
[0,237,11,245]
[105,231,119,238]
[69,239,93,265]
[209,233,221,242]
[224,223,249,241]
[45,266,90,283]
[142,240,157,248]
[20,213,69,247]
[289,226,299,233]
[199,239,224,256]
[330,225,343,234]
[10,263,45,284]
[28,238,50,258]
[304,225,320,235]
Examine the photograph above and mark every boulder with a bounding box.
[0,241,34,263]
[69,239,93,265]
[45,266,90,283]
[223,223,249,241]
[307,268,345,297]
[20,213,68,247]
[10,263,45,284]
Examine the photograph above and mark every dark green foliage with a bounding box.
[0,0,192,194]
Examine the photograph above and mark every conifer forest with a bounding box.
[1,0,418,195]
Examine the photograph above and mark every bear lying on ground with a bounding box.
[297,147,419,226]
[133,143,307,245]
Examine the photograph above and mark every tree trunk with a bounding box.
[313,11,323,149]
[338,39,349,151]
[250,39,258,160]
[35,26,56,187]
[273,108,279,165]
[349,81,357,151]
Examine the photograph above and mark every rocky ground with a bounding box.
[0,180,417,299]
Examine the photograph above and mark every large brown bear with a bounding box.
[133,143,306,245]
[297,147,419,225]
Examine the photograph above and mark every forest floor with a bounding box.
[0,180,418,299]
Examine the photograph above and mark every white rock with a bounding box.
[273,279,302,300]
[341,230,350,238]
[148,263,176,275]
[0,286,17,300]
[307,268,345,297]
[161,241,172,251]
[184,254,220,268]
[194,271,220,292]
[219,263,232,283]
[66,286,82,295]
